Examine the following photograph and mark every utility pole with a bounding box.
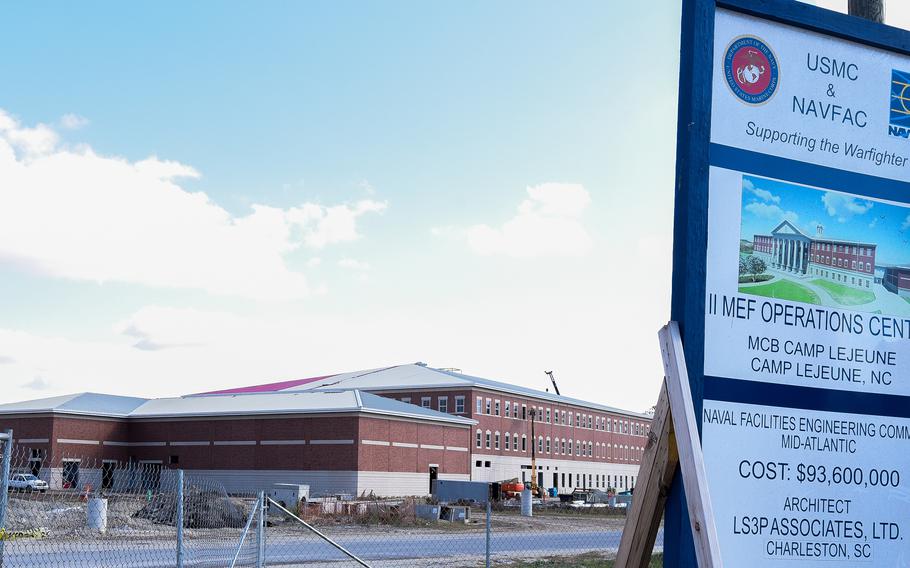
[528,407,538,496]
[848,0,884,23]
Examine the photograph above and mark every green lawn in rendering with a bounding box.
[739,280,821,305]
[810,279,875,306]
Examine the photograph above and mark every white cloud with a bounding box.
[0,110,58,157]
[286,200,387,249]
[21,376,51,390]
[306,257,323,268]
[0,284,667,410]
[358,179,376,195]
[743,178,780,204]
[902,214,910,231]
[60,113,89,130]
[338,258,370,271]
[744,201,798,223]
[0,109,386,300]
[821,192,873,223]
[441,183,593,258]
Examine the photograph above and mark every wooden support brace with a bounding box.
[614,322,723,568]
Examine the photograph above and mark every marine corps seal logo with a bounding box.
[724,36,779,105]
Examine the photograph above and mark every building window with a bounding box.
[568,440,573,455]
[455,396,465,413]
[485,398,492,414]
[546,408,551,423]
[522,405,527,420]
[521,435,527,452]
[546,437,551,453]
[495,432,500,450]
[438,397,448,413]
[561,411,566,425]
[477,397,483,413]
[494,400,500,416]
[513,402,519,418]
[421,397,431,408]
[561,439,566,454]
[588,415,592,429]
[538,436,543,453]
[505,401,510,416]
[476,430,482,448]
[485,431,491,449]
[514,434,520,451]
[505,433,511,451]
[852,261,856,270]
[866,263,871,271]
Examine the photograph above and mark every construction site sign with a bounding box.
[668,1,910,566]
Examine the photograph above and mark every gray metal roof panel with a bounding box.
[0,393,148,418]
[282,364,649,419]
[129,389,474,424]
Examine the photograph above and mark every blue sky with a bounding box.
[0,1,684,410]
[741,175,910,265]
[1,1,908,410]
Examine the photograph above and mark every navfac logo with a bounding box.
[889,69,910,139]
[723,36,779,105]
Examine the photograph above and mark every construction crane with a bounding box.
[545,371,561,396]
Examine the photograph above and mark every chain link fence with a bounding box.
[0,436,661,567]
[0,437,260,567]
[261,492,660,567]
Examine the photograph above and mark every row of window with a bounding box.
[814,243,872,256]
[810,255,871,272]
[474,430,644,462]
[811,268,871,288]
[475,396,649,436]
[400,395,466,414]
[474,464,637,492]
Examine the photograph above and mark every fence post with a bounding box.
[256,490,265,568]
[0,429,13,568]
[485,500,491,568]
[176,469,184,568]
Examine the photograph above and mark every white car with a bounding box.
[8,473,48,493]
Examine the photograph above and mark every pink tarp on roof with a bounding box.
[197,374,336,395]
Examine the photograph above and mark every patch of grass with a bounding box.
[904,297,910,305]
[503,552,662,567]
[739,280,821,305]
[811,279,875,306]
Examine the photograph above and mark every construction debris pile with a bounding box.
[133,489,250,529]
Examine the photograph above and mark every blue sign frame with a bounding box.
[668,1,910,565]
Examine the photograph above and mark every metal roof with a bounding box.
[207,364,650,419]
[0,389,474,426]
[132,389,474,425]
[0,393,148,418]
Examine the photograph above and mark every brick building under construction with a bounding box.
[0,363,650,497]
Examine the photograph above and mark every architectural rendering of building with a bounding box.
[753,221,876,290]
[0,364,650,497]
[883,265,910,297]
